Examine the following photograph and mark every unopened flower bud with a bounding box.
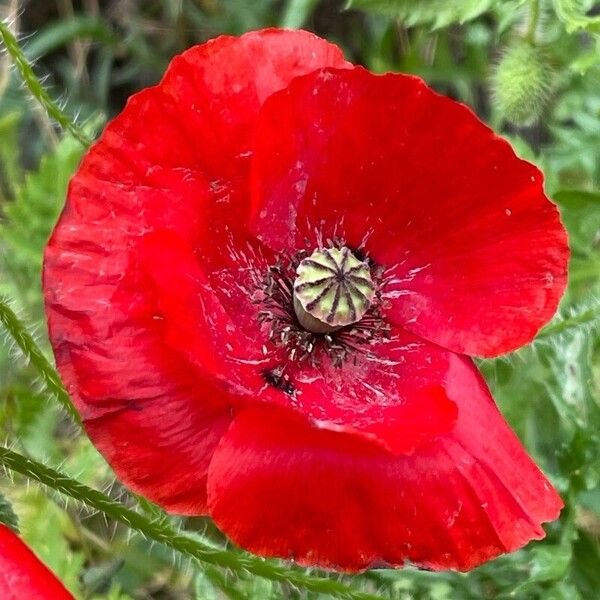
[492,41,554,126]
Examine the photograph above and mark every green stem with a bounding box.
[0,446,388,600]
[536,305,600,339]
[0,298,79,422]
[525,0,540,43]
[0,19,92,147]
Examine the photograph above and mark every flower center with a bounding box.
[293,246,376,334]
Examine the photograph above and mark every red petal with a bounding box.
[250,67,568,357]
[0,525,74,600]
[137,227,459,456]
[85,391,233,514]
[44,30,349,513]
[44,187,236,513]
[279,329,459,454]
[138,229,270,388]
[207,357,562,571]
[79,29,350,272]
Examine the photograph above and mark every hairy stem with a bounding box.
[537,304,600,339]
[0,298,79,422]
[525,0,540,43]
[0,446,388,600]
[0,19,92,147]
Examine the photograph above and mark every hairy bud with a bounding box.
[492,41,554,126]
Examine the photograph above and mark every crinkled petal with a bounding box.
[44,180,238,513]
[0,525,74,600]
[250,67,568,357]
[207,355,562,571]
[84,387,234,514]
[44,29,348,512]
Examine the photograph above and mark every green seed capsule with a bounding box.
[293,247,376,334]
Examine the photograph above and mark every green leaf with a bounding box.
[195,571,220,600]
[555,190,600,257]
[570,38,600,74]
[538,299,600,340]
[554,190,600,298]
[346,0,498,29]
[481,313,600,490]
[24,17,119,59]
[571,531,600,597]
[0,133,85,315]
[195,566,250,600]
[0,111,22,200]
[553,0,600,33]
[545,331,595,430]
[548,69,600,189]
[91,585,135,600]
[512,543,572,593]
[82,559,126,596]
[0,491,19,532]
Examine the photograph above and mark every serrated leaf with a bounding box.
[547,67,600,189]
[481,310,600,488]
[545,330,595,432]
[346,0,498,29]
[553,0,600,33]
[0,133,85,316]
[0,491,19,532]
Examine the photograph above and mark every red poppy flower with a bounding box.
[43,29,569,571]
[0,524,74,599]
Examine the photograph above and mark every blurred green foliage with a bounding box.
[1,0,600,598]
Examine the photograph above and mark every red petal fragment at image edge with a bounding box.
[0,524,74,600]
